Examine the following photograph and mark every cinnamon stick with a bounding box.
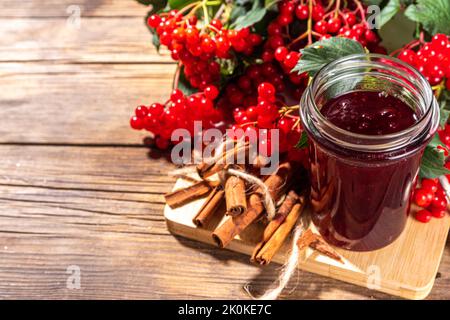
[197,142,249,179]
[212,162,293,248]
[164,180,219,208]
[224,175,247,216]
[251,155,270,168]
[296,229,343,263]
[296,229,317,251]
[278,190,300,217]
[251,191,302,261]
[193,186,225,227]
[253,200,306,265]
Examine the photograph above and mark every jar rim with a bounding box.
[301,53,439,152]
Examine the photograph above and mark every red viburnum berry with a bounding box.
[327,17,341,34]
[415,209,432,223]
[295,4,309,20]
[204,85,219,100]
[258,82,276,100]
[130,116,143,130]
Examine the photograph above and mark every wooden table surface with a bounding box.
[0,0,448,300]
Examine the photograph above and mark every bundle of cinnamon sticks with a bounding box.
[164,146,342,265]
[251,190,305,265]
[212,161,294,249]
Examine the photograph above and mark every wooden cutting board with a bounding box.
[164,178,450,300]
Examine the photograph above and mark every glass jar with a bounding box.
[300,54,439,251]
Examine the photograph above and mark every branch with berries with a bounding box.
[131,0,386,156]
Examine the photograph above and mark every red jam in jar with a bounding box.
[300,54,439,251]
[321,91,418,135]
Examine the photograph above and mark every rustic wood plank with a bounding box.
[0,0,148,18]
[0,145,448,299]
[0,3,172,144]
[0,145,175,193]
[0,18,172,63]
[0,62,176,144]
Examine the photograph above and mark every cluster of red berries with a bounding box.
[259,1,385,89]
[413,123,450,222]
[130,85,222,150]
[438,124,450,154]
[414,178,448,223]
[229,82,307,164]
[437,124,450,177]
[217,61,307,112]
[132,1,391,153]
[147,11,262,90]
[397,34,450,88]
[260,3,312,87]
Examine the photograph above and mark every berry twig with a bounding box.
[279,105,300,117]
[178,1,202,16]
[288,31,309,48]
[202,0,210,31]
[213,2,226,20]
[325,0,336,12]
[334,0,341,19]
[353,0,366,23]
[172,62,182,90]
[307,0,313,45]
[432,81,446,99]
[184,2,203,20]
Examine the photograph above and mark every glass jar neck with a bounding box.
[300,54,439,154]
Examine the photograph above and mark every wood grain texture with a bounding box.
[0,3,172,144]
[0,18,172,63]
[0,62,175,144]
[0,0,147,18]
[0,146,448,299]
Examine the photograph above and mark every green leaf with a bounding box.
[377,0,401,29]
[292,37,365,77]
[136,0,154,5]
[231,1,267,30]
[137,0,168,13]
[427,132,444,149]
[176,67,197,96]
[219,58,238,76]
[405,0,450,35]
[264,0,278,8]
[151,29,161,52]
[295,131,309,149]
[420,134,450,178]
[362,0,383,5]
[439,99,450,129]
[236,0,254,5]
[230,5,247,23]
